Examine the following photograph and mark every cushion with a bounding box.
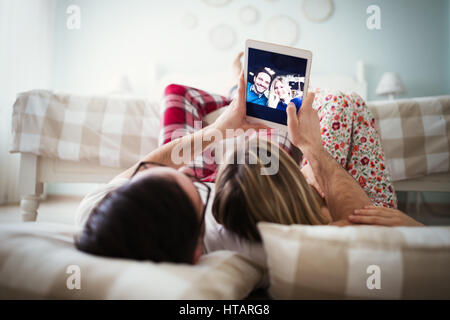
[258,222,450,299]
[0,223,264,299]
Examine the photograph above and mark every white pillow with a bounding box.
[0,222,264,299]
[258,222,450,299]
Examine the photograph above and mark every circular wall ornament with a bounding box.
[181,13,198,29]
[239,6,259,25]
[202,0,231,7]
[303,0,334,23]
[209,24,236,50]
[264,15,299,46]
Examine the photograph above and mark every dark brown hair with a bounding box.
[75,175,200,264]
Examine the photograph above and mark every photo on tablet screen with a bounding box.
[246,47,307,125]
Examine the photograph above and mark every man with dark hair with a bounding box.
[74,72,266,264]
[246,68,272,106]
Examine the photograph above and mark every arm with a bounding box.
[113,71,267,181]
[348,205,424,226]
[112,125,218,180]
[286,93,372,223]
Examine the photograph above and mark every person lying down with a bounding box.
[74,68,423,271]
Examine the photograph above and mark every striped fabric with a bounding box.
[159,84,298,182]
[10,89,450,183]
[11,90,161,168]
[0,222,264,299]
[258,222,450,299]
[368,96,450,181]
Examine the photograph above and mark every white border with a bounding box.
[244,39,313,131]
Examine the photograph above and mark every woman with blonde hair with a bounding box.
[212,90,422,243]
[267,76,303,111]
[212,136,332,242]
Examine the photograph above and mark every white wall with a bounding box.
[51,0,450,101]
[0,0,56,204]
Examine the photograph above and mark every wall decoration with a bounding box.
[239,6,259,25]
[209,24,236,50]
[181,13,198,29]
[202,0,231,7]
[303,0,334,23]
[264,15,299,46]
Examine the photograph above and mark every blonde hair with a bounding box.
[268,76,291,109]
[212,137,330,242]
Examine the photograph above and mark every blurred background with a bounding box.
[0,0,449,215]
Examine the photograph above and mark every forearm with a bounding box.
[113,125,220,180]
[303,146,372,222]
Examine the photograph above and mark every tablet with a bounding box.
[244,39,312,130]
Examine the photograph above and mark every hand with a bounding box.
[348,205,424,226]
[301,164,325,198]
[286,93,323,154]
[212,71,269,136]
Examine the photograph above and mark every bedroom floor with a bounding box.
[0,195,81,224]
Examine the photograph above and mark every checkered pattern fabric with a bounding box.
[160,84,297,182]
[368,96,450,181]
[11,90,161,168]
[0,222,264,299]
[11,89,450,184]
[259,222,450,299]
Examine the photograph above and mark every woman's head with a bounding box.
[75,164,206,264]
[212,138,329,242]
[268,76,292,108]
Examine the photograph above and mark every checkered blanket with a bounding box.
[11,89,450,183]
[10,90,160,168]
[159,84,297,182]
[367,96,450,181]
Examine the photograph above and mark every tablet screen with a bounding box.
[246,47,307,125]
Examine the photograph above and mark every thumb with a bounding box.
[301,92,315,113]
[236,70,245,107]
[286,102,298,128]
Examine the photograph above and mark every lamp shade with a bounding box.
[376,72,406,96]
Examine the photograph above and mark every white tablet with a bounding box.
[244,39,312,130]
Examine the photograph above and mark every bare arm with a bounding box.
[113,71,267,181]
[302,145,372,222]
[113,125,219,180]
[286,93,372,223]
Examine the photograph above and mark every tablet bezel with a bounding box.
[244,39,312,131]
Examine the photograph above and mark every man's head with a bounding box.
[253,69,272,94]
[75,165,206,264]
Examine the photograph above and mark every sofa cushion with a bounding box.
[258,222,450,299]
[0,222,264,299]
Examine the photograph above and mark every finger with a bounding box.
[238,70,245,96]
[232,70,245,110]
[364,205,401,216]
[363,205,388,210]
[362,205,397,214]
[311,182,325,198]
[348,215,392,226]
[353,209,394,218]
[286,103,298,128]
[300,92,315,114]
